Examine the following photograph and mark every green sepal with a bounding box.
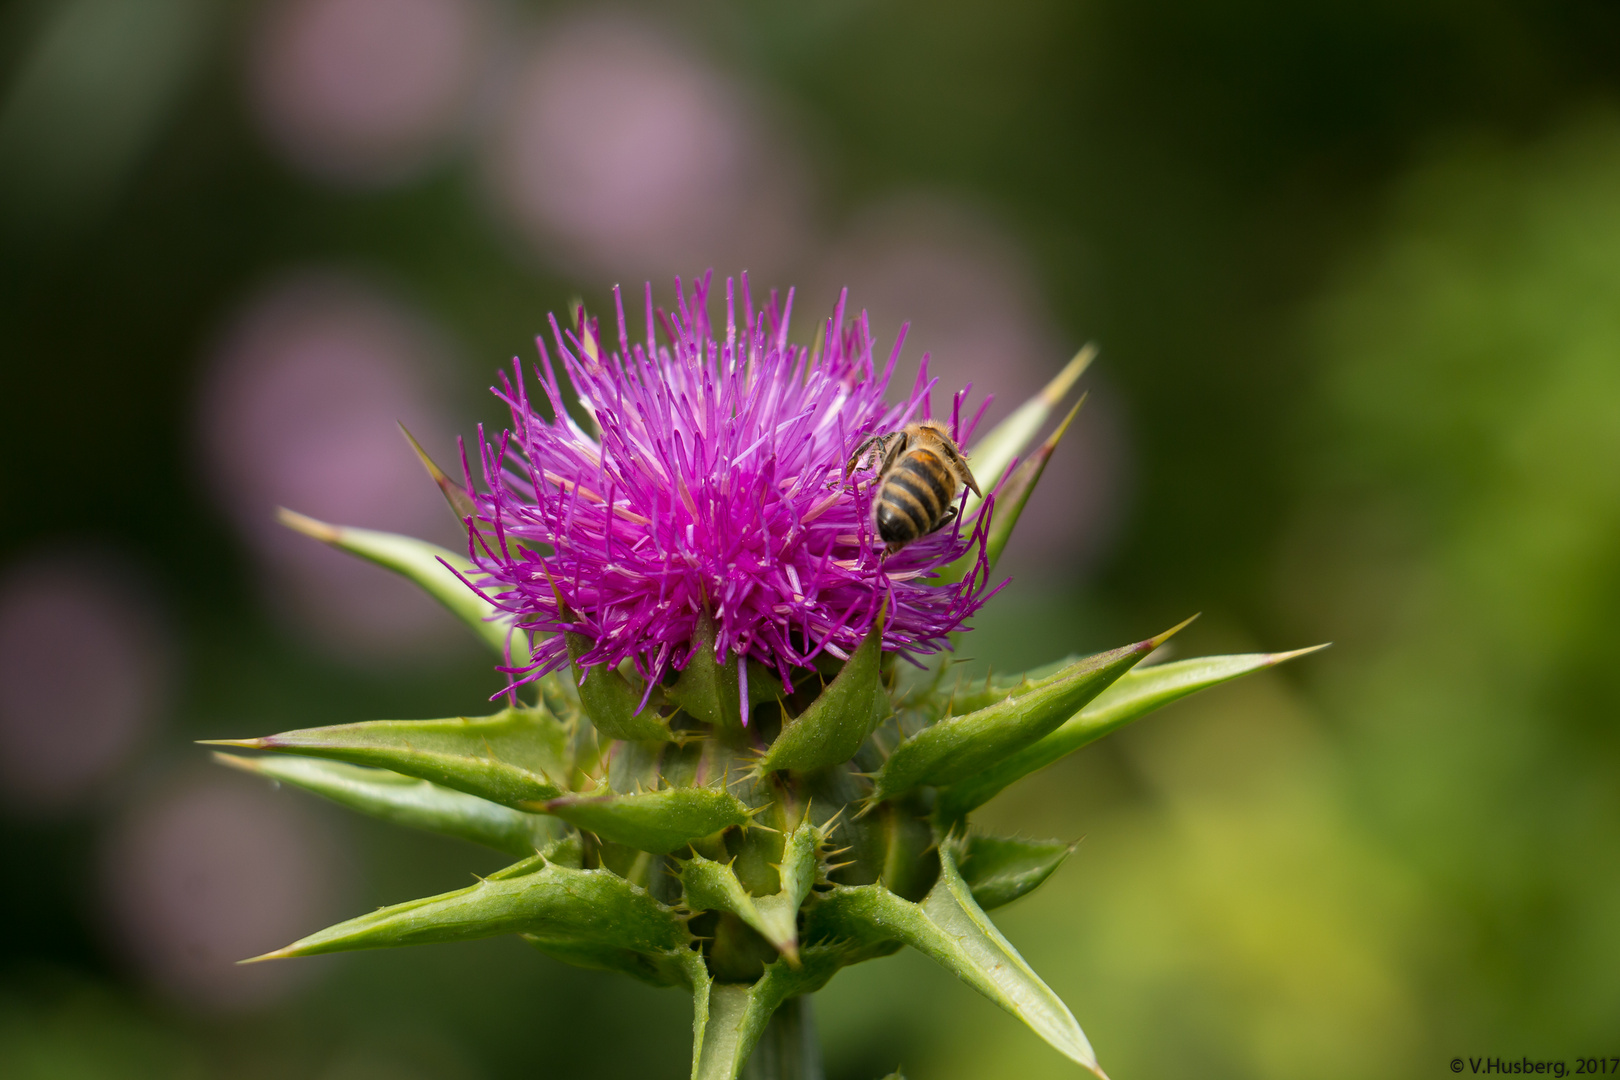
[938,653,1083,717]
[203,706,571,810]
[957,835,1073,911]
[677,852,806,964]
[871,620,1192,801]
[758,601,888,773]
[276,508,524,660]
[566,632,675,742]
[804,837,1104,1077]
[693,952,844,1080]
[213,752,556,857]
[723,815,786,896]
[942,395,1084,587]
[677,855,768,928]
[247,856,691,962]
[751,819,821,962]
[679,819,820,964]
[981,397,1083,575]
[962,344,1094,519]
[666,614,778,733]
[537,786,752,855]
[872,800,939,901]
[938,645,1327,818]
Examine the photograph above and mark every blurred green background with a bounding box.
[3,0,1619,1077]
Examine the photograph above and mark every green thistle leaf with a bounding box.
[805,837,1105,1078]
[213,752,557,857]
[981,396,1084,574]
[937,653,1084,717]
[276,508,524,659]
[942,394,1085,586]
[247,856,691,962]
[758,601,888,774]
[203,706,571,809]
[957,835,1073,911]
[963,344,1095,515]
[538,786,752,855]
[871,620,1192,801]
[938,645,1328,817]
[204,709,570,809]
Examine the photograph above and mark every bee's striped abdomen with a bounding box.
[876,448,956,545]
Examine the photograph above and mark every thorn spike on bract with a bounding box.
[1045,392,1086,449]
[944,390,1089,586]
[1041,343,1098,407]
[1152,614,1200,649]
[273,512,524,659]
[960,343,1096,525]
[400,423,478,521]
[276,506,339,543]
[1267,642,1333,663]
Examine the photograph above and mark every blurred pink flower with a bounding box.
[102,770,349,1009]
[811,197,1129,575]
[0,553,170,816]
[483,12,806,279]
[198,273,471,661]
[249,0,488,184]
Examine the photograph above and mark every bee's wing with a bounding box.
[936,435,981,497]
[878,432,908,475]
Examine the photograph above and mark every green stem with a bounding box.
[741,996,823,1080]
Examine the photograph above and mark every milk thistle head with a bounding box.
[467,272,998,703]
[209,272,1323,1080]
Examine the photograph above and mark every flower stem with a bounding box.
[741,996,823,1080]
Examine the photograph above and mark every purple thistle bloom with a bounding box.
[463,272,1002,704]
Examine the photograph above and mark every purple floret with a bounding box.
[462,271,1002,702]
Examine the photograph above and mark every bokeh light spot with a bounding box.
[0,554,170,816]
[249,0,487,185]
[483,12,806,279]
[101,770,350,1011]
[197,273,471,662]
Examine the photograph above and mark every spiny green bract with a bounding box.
[211,353,1321,1080]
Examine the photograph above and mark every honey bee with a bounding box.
[848,420,982,548]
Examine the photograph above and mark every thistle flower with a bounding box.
[209,274,1324,1080]
[467,271,997,701]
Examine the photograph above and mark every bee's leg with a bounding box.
[845,435,883,478]
[936,438,981,497]
[927,505,959,535]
